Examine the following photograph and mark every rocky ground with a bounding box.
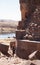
[0,54,40,65]
[0,38,40,65]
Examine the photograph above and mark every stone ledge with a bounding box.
[16,40,40,59]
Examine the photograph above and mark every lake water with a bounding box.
[0,33,16,39]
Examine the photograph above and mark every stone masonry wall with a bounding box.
[19,0,40,20]
[16,0,40,59]
[16,0,40,41]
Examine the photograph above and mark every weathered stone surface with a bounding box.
[0,43,9,56]
[25,6,40,41]
[17,21,25,29]
[16,30,26,39]
[29,50,40,60]
[16,40,40,59]
[0,43,9,53]
[17,20,29,29]
[18,0,40,41]
[29,50,37,60]
[10,41,16,55]
[16,0,40,59]
[35,51,40,59]
[19,0,38,20]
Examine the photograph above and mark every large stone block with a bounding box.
[16,40,40,59]
[16,30,26,39]
[0,43,9,55]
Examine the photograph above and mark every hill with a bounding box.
[0,20,18,34]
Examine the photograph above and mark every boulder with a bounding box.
[0,43,10,57]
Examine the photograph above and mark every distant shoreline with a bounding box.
[0,31,15,34]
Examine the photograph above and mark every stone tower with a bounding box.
[16,0,40,59]
[16,0,40,40]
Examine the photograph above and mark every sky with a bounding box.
[0,0,21,21]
